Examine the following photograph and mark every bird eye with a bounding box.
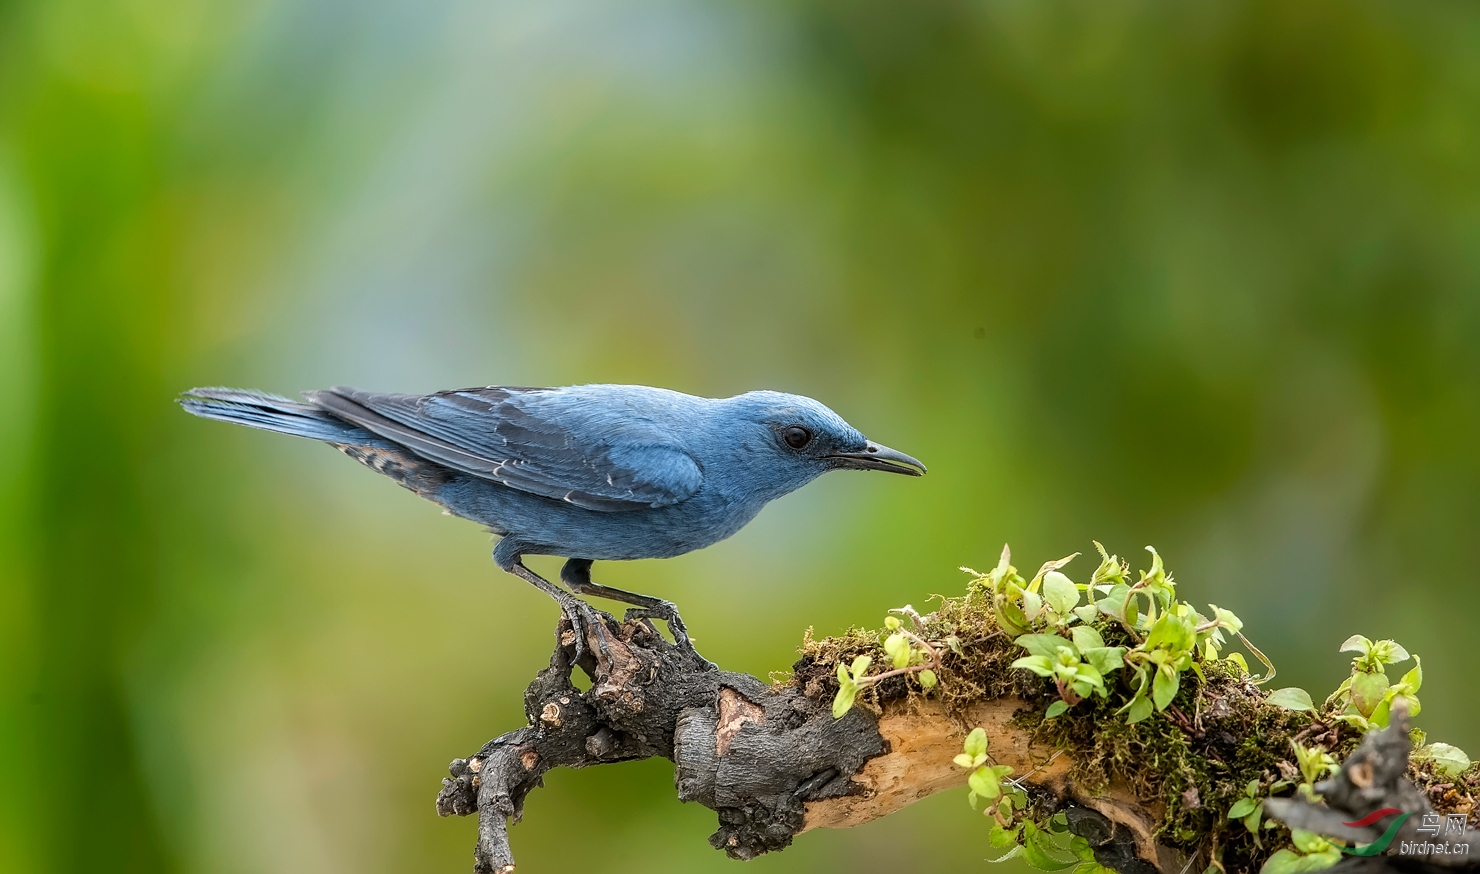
[783,426,813,449]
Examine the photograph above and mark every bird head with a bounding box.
[721,391,926,495]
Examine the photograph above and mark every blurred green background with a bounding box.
[3,0,1479,872]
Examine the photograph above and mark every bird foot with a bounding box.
[623,601,717,671]
[555,596,615,668]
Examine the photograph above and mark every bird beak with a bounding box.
[826,441,927,476]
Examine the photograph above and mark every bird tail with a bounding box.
[179,387,389,446]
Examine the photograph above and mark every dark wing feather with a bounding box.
[307,386,703,511]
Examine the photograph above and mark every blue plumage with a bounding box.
[181,383,925,660]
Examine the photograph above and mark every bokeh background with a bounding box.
[3,0,1479,872]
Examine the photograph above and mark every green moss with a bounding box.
[788,561,1475,874]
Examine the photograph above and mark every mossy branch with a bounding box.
[434,546,1478,874]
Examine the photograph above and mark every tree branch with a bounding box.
[435,602,1477,874]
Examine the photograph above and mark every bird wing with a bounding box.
[307,386,704,511]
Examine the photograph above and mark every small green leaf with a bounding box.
[1369,696,1391,728]
[1399,655,1423,693]
[1361,698,1385,730]
[988,824,1021,849]
[918,669,938,689]
[1260,850,1304,874]
[1379,640,1410,664]
[1022,589,1044,622]
[1073,605,1100,624]
[1241,802,1264,836]
[1414,742,1472,776]
[1090,542,1126,584]
[999,599,1032,637]
[884,615,901,631]
[1043,571,1080,617]
[952,753,975,769]
[968,766,1002,800]
[1072,661,1104,686]
[850,655,872,679]
[1292,742,1338,785]
[1209,604,1244,633]
[1351,671,1389,718]
[1082,646,1125,675]
[963,726,989,759]
[1339,634,1370,655]
[1020,820,1077,871]
[883,633,911,670]
[1259,848,1340,874]
[1045,700,1070,719]
[1152,666,1180,710]
[1290,830,1329,854]
[1144,612,1195,654]
[987,846,1026,864]
[1012,655,1056,677]
[1267,687,1315,712]
[831,683,857,718]
[1071,626,1105,652]
[1017,633,1076,659]
[1097,584,1131,620]
[1227,798,1258,820]
[1123,694,1154,724]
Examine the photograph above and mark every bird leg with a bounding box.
[503,559,613,667]
[559,559,715,670]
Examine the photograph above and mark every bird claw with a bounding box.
[557,597,614,667]
[624,601,717,671]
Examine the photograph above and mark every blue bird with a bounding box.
[180,384,925,660]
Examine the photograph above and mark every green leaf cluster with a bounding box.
[1325,635,1422,732]
[984,815,1116,874]
[981,543,1252,723]
[831,611,940,718]
[1237,635,1474,867]
[809,542,1476,874]
[882,615,937,688]
[1011,626,1124,718]
[1262,634,1471,774]
[955,730,1113,874]
[1290,741,1338,800]
[1226,779,1276,847]
[954,728,1021,817]
[967,545,1091,638]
